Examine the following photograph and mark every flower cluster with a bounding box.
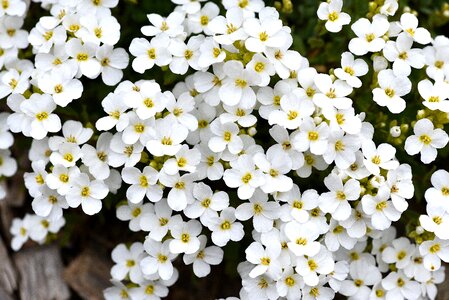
[4,0,128,246]
[2,0,449,299]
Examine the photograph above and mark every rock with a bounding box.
[0,286,15,300]
[64,249,112,300]
[0,235,17,294]
[13,244,70,300]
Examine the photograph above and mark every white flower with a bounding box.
[404,118,449,164]
[223,154,265,200]
[334,52,368,88]
[243,13,289,53]
[284,221,321,257]
[418,79,449,112]
[383,33,425,76]
[19,93,61,140]
[128,280,169,300]
[129,35,171,73]
[96,45,129,86]
[65,38,101,79]
[165,92,198,131]
[292,118,330,156]
[268,125,304,170]
[96,92,129,131]
[116,200,153,232]
[183,235,224,278]
[324,220,357,251]
[10,215,32,251]
[140,200,183,241]
[245,241,281,279]
[108,133,144,168]
[0,16,28,49]
[28,23,67,53]
[146,116,189,157]
[45,165,80,196]
[382,237,414,269]
[158,172,195,211]
[169,220,202,254]
[339,260,382,298]
[397,12,432,45]
[235,189,280,233]
[141,11,185,38]
[425,169,449,212]
[372,69,411,113]
[187,2,219,34]
[78,15,120,46]
[386,164,413,213]
[362,141,399,175]
[219,60,260,108]
[111,243,145,283]
[349,14,389,56]
[168,35,203,74]
[208,119,243,154]
[0,69,29,98]
[124,81,166,120]
[361,186,401,230]
[31,186,68,221]
[184,182,229,226]
[163,144,200,175]
[0,0,26,17]
[38,66,83,107]
[65,173,109,215]
[295,246,335,286]
[209,207,244,247]
[254,147,293,193]
[323,130,361,169]
[278,185,319,223]
[419,238,449,271]
[313,74,353,110]
[268,88,315,130]
[122,166,162,204]
[208,7,247,45]
[319,174,361,221]
[140,239,176,280]
[317,0,351,33]
[197,37,226,68]
[381,271,421,300]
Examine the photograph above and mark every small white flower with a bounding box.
[169,220,202,254]
[334,52,368,88]
[319,174,361,221]
[362,141,399,175]
[418,79,449,112]
[284,221,321,257]
[140,239,176,280]
[129,35,172,73]
[111,243,145,283]
[404,118,449,164]
[20,93,61,140]
[209,207,244,247]
[373,69,411,113]
[381,271,421,300]
[65,173,109,215]
[223,154,265,200]
[235,189,280,233]
[397,12,432,45]
[122,166,162,204]
[183,235,224,278]
[349,14,389,56]
[317,0,351,33]
[383,33,425,76]
[361,186,401,230]
[219,60,260,108]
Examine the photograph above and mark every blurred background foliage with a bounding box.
[14,0,449,299]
